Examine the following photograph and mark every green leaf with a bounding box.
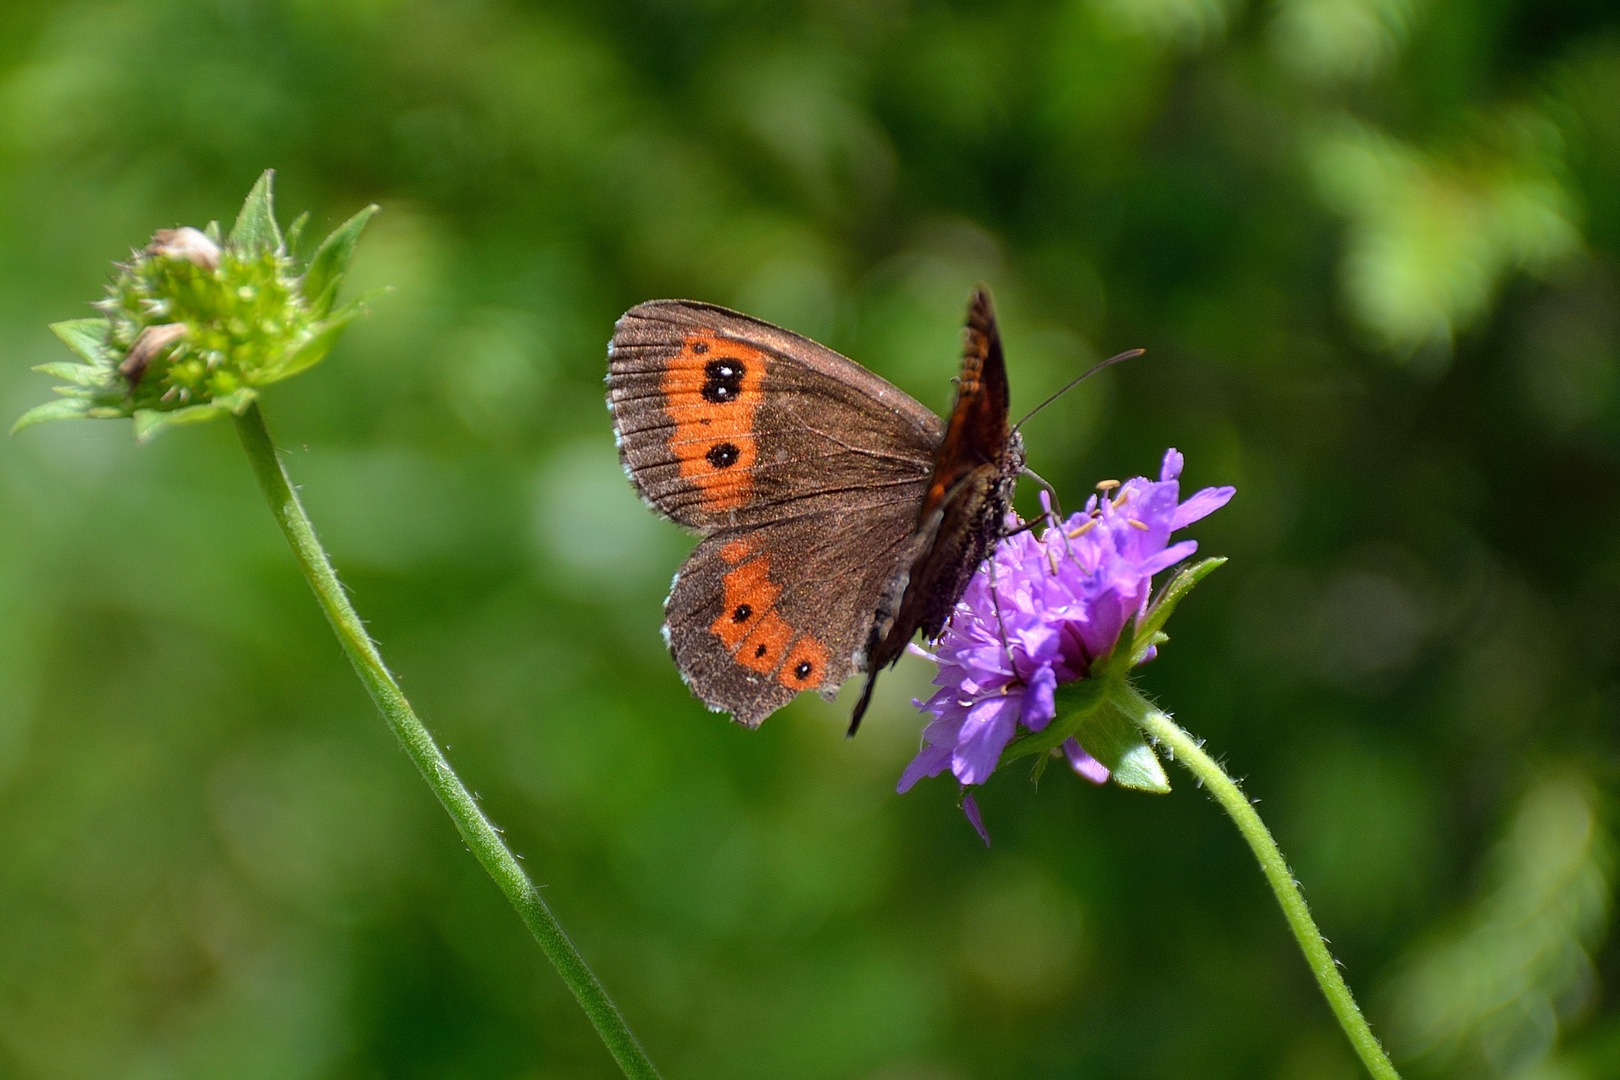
[1072,700,1170,793]
[229,170,283,255]
[33,361,110,387]
[11,397,97,433]
[1130,557,1226,661]
[50,318,114,367]
[302,204,379,317]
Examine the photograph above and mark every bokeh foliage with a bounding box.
[1,1,1617,1078]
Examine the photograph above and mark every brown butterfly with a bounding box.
[607,287,1023,734]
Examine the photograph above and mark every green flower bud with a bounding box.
[14,170,379,442]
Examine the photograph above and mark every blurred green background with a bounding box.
[1,0,1618,1077]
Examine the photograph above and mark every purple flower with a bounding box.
[899,449,1234,824]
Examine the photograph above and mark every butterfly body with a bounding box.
[607,288,1021,730]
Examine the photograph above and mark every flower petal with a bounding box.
[951,695,1021,785]
[1140,538,1199,578]
[897,742,954,793]
[1021,664,1057,729]
[1160,447,1184,482]
[962,792,991,847]
[1063,738,1110,784]
[1171,485,1235,530]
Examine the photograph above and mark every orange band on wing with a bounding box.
[712,555,781,649]
[710,546,828,690]
[738,611,794,673]
[779,636,829,690]
[660,333,767,513]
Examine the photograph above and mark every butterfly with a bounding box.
[607,287,1024,735]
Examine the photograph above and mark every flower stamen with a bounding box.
[1066,518,1098,539]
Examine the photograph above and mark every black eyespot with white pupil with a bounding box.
[794,660,813,680]
[731,604,752,623]
[706,442,740,469]
[701,358,746,404]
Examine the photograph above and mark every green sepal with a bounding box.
[1001,677,1109,765]
[268,305,364,382]
[999,675,1170,793]
[1130,557,1225,661]
[213,387,259,415]
[50,318,115,367]
[132,409,170,442]
[11,397,97,434]
[1133,630,1169,667]
[132,400,238,443]
[229,170,283,255]
[204,220,222,243]
[1073,698,1170,792]
[285,210,310,256]
[303,204,379,318]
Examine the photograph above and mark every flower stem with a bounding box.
[234,402,662,1080]
[1111,682,1400,1080]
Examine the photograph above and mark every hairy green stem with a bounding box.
[234,402,662,1080]
[1111,682,1400,1080]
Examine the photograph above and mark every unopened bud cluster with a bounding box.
[16,171,377,442]
[103,223,304,408]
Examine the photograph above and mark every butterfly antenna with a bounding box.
[1012,348,1144,433]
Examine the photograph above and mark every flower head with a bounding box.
[899,449,1234,812]
[14,171,378,443]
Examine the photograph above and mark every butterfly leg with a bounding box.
[986,549,1019,675]
[1020,465,1064,524]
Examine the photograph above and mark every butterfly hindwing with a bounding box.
[664,505,925,727]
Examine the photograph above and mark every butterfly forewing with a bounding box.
[608,301,941,530]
